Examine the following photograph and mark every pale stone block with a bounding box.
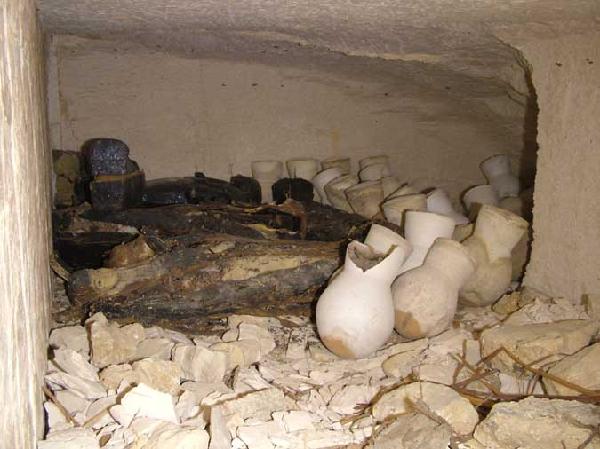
[49,325,90,356]
[372,381,478,435]
[172,344,227,382]
[480,320,598,372]
[90,320,145,368]
[474,398,600,449]
[52,349,99,382]
[119,383,178,423]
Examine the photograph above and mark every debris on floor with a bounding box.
[40,289,600,448]
[47,146,598,448]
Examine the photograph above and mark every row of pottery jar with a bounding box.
[251,157,351,203]
[316,204,529,359]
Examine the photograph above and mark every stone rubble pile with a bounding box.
[40,291,600,449]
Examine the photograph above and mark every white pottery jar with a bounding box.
[316,240,410,358]
[480,154,520,198]
[399,211,456,274]
[321,158,351,175]
[345,181,384,218]
[324,175,359,212]
[392,238,475,339]
[463,185,499,213]
[359,155,389,170]
[286,159,320,180]
[364,223,412,256]
[426,188,469,225]
[359,163,391,182]
[459,205,529,306]
[381,194,427,227]
[311,168,343,205]
[251,160,284,203]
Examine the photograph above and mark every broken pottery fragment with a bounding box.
[89,317,145,368]
[345,180,384,218]
[399,211,455,274]
[363,223,409,256]
[544,343,600,396]
[480,154,520,199]
[372,381,478,435]
[393,238,475,339]
[366,413,451,449]
[460,205,529,306]
[311,168,343,205]
[480,319,598,373]
[172,344,227,383]
[316,240,410,358]
[474,398,600,449]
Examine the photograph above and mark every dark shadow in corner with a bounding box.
[519,62,539,194]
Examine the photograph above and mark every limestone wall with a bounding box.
[517,32,600,300]
[0,0,52,447]
[49,35,524,202]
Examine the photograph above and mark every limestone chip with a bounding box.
[38,428,99,449]
[134,337,174,361]
[372,381,478,435]
[119,383,178,423]
[172,344,227,382]
[366,413,451,449]
[45,371,107,399]
[49,325,90,355]
[474,397,600,449]
[52,348,99,382]
[90,320,145,368]
[544,343,600,396]
[480,320,598,372]
[99,364,137,390]
[132,358,181,395]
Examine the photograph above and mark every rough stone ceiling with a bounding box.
[38,0,599,65]
[38,0,599,116]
